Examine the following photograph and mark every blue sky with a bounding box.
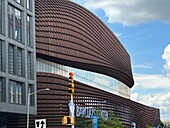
[72,0,170,121]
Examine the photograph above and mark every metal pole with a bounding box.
[26,88,50,128]
[27,92,30,128]
[71,124,75,128]
[71,95,74,128]
[71,95,73,103]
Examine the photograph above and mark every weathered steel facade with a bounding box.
[7,72,160,128]
[7,0,160,128]
[35,0,134,88]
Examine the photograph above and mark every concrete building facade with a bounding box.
[0,0,36,127]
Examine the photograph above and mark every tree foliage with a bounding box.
[146,124,152,128]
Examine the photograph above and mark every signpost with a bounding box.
[68,98,75,117]
[35,119,46,128]
[62,72,75,127]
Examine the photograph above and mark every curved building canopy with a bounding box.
[35,0,134,88]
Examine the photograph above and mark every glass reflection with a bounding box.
[0,0,2,33]
[14,9,21,42]
[27,0,31,10]
[27,15,31,47]
[14,0,21,4]
[36,58,130,98]
[8,5,22,43]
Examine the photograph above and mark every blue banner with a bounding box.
[92,116,98,128]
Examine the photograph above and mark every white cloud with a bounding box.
[131,92,170,121]
[131,73,170,121]
[133,63,153,69]
[72,0,170,26]
[131,92,138,101]
[132,73,170,90]
[162,44,170,76]
[114,32,122,37]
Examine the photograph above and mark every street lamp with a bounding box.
[27,88,50,128]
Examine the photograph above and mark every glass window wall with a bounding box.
[8,44,25,77]
[9,80,14,103]
[27,0,32,10]
[29,84,34,106]
[16,82,22,104]
[0,77,5,102]
[0,0,2,34]
[27,15,31,47]
[0,40,2,71]
[14,0,21,4]
[27,52,32,79]
[9,80,23,104]
[8,5,13,39]
[8,44,15,74]
[17,47,22,76]
[8,5,22,43]
[36,58,130,98]
[0,77,2,101]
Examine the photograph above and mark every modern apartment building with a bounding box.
[0,0,36,127]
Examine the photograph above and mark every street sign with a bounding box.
[35,119,46,128]
[68,100,75,117]
[92,116,98,128]
[131,122,136,128]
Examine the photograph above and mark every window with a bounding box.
[9,80,24,104]
[0,78,5,102]
[0,41,2,71]
[17,48,22,76]
[14,0,21,4]
[27,52,32,79]
[27,52,31,79]
[8,44,15,74]
[0,0,2,33]
[27,15,31,47]
[16,82,22,104]
[14,9,22,42]
[27,0,32,10]
[9,80,14,103]
[8,44,24,76]
[0,78,2,101]
[0,0,4,34]
[8,5,22,43]
[8,5,13,39]
[29,84,34,106]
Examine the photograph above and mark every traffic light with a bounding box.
[62,116,74,125]
[68,72,74,95]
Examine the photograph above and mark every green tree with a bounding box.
[160,121,165,127]
[97,111,123,128]
[75,116,92,128]
[146,124,152,128]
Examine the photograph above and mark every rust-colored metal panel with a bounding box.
[35,0,134,88]
[6,72,160,128]
[7,73,160,128]
[35,73,159,128]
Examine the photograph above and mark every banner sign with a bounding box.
[75,105,108,120]
[92,116,98,128]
